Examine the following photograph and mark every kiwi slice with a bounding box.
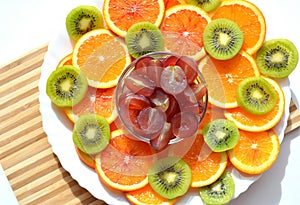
[46,65,88,107]
[72,114,111,154]
[148,156,192,199]
[256,39,299,78]
[237,76,278,115]
[203,119,239,152]
[66,5,103,41]
[203,18,244,60]
[125,21,164,58]
[186,0,221,12]
[199,170,235,205]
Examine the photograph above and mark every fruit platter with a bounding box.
[39,0,298,204]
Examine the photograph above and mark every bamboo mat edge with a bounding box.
[0,44,299,205]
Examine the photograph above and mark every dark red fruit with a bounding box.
[124,67,155,96]
[165,94,180,121]
[171,111,199,138]
[176,56,198,84]
[149,88,170,112]
[163,55,180,67]
[160,65,188,95]
[150,122,172,150]
[118,93,151,110]
[191,83,208,102]
[135,56,156,70]
[137,107,166,138]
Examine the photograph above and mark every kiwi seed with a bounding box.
[186,0,221,12]
[125,21,164,58]
[148,156,192,199]
[203,18,244,60]
[203,119,240,152]
[237,76,278,115]
[199,170,235,205]
[66,5,103,41]
[256,39,299,78]
[46,65,88,107]
[72,114,111,155]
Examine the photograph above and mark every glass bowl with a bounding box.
[114,52,208,150]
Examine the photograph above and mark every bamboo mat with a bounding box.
[0,44,299,205]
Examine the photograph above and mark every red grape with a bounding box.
[176,56,198,84]
[150,122,172,150]
[163,55,180,67]
[171,111,199,138]
[160,65,188,95]
[149,88,170,112]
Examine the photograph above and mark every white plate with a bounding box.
[38,0,292,204]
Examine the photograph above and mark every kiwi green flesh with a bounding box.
[148,156,192,199]
[203,18,244,60]
[46,65,88,107]
[199,171,235,205]
[203,119,240,152]
[237,76,278,115]
[66,5,103,42]
[125,22,164,59]
[256,39,299,78]
[186,0,221,12]
[72,114,111,155]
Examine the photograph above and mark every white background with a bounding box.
[1,0,300,204]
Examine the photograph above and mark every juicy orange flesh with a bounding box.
[76,34,128,82]
[201,53,258,105]
[212,4,264,52]
[107,0,162,31]
[127,184,171,204]
[75,147,95,168]
[100,134,153,185]
[72,86,115,119]
[161,9,209,55]
[227,102,280,127]
[183,134,226,183]
[231,131,275,167]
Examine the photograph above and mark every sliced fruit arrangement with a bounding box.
[44,1,300,204]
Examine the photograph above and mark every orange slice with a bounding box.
[56,53,73,68]
[72,29,131,88]
[103,0,165,37]
[199,51,260,108]
[183,133,227,187]
[211,0,266,55]
[225,77,285,132]
[64,86,117,124]
[125,184,178,205]
[164,0,185,10]
[160,4,211,60]
[75,146,95,169]
[198,106,225,132]
[95,129,153,191]
[227,129,280,175]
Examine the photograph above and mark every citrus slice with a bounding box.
[74,146,95,169]
[227,129,280,175]
[56,53,73,68]
[225,77,285,132]
[72,29,131,88]
[125,184,178,205]
[95,129,153,191]
[183,133,227,187]
[64,86,117,124]
[198,106,225,132]
[211,0,266,55]
[199,51,260,108]
[164,0,185,10]
[160,4,211,60]
[103,0,165,37]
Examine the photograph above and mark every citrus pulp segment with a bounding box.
[199,51,260,108]
[95,129,154,191]
[227,129,280,175]
[211,0,266,55]
[72,29,131,88]
[103,0,165,37]
[225,77,285,132]
[160,4,211,60]
[183,133,227,187]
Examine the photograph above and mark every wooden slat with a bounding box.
[0,44,299,205]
